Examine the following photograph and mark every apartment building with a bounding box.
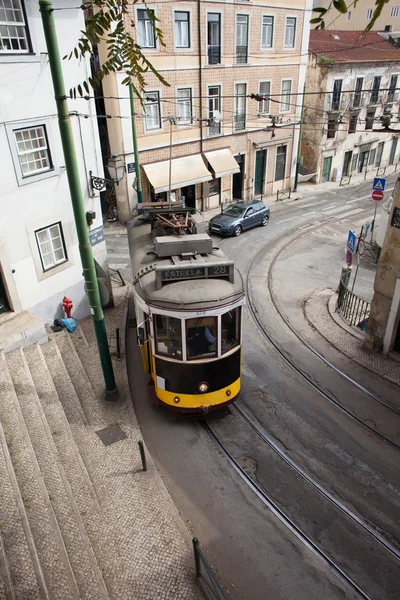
[0,0,108,350]
[301,31,400,185]
[100,0,312,214]
[311,0,400,34]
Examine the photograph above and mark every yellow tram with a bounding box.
[127,206,245,413]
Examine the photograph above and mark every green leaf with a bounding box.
[310,17,322,23]
[333,0,348,14]
[312,7,327,12]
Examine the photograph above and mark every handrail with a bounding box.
[192,538,229,600]
[337,276,370,330]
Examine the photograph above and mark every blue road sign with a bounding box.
[347,230,356,253]
[372,177,386,191]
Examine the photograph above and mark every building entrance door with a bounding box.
[322,156,332,183]
[254,150,266,196]
[343,151,352,176]
[181,184,196,208]
[233,154,244,199]
[358,150,369,173]
[0,269,10,315]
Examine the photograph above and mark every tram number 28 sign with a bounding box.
[156,262,235,289]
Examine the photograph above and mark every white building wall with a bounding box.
[0,0,107,324]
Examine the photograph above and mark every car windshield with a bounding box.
[222,205,245,217]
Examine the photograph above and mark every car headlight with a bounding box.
[198,382,209,393]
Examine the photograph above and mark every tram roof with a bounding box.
[127,218,244,310]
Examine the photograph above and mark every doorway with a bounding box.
[233,154,244,199]
[343,151,352,176]
[358,150,369,173]
[322,156,332,183]
[389,137,398,165]
[0,269,10,315]
[181,184,196,209]
[254,150,266,196]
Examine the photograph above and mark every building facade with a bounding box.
[311,0,400,34]
[99,0,312,215]
[0,0,108,348]
[301,31,400,186]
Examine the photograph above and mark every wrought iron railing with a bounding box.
[234,113,246,131]
[193,539,229,600]
[337,276,370,330]
[208,121,221,136]
[208,45,221,64]
[235,45,248,63]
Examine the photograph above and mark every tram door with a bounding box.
[136,308,151,373]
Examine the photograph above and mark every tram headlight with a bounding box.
[174,396,180,403]
[198,382,209,393]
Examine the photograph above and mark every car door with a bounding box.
[243,207,256,230]
[254,203,264,225]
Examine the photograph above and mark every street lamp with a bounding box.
[90,156,125,192]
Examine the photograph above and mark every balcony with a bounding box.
[208,121,221,136]
[208,45,221,65]
[234,113,246,131]
[235,45,248,64]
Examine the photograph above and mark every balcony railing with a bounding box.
[208,45,221,65]
[234,113,246,131]
[208,120,221,136]
[235,45,248,63]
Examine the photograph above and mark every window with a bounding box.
[174,11,190,48]
[347,11,352,20]
[209,178,220,196]
[154,315,182,359]
[353,77,363,107]
[327,117,336,138]
[222,308,240,354]
[348,113,358,134]
[280,79,292,112]
[208,86,221,135]
[137,9,155,48]
[391,6,399,17]
[35,223,67,272]
[261,15,274,49]
[0,0,29,53]
[388,74,398,103]
[332,79,342,110]
[385,25,392,32]
[258,81,271,114]
[351,154,358,172]
[275,145,287,181]
[187,316,217,359]
[234,83,246,130]
[365,108,375,130]
[284,17,296,48]
[366,8,372,19]
[14,125,52,177]
[236,15,248,63]
[375,142,384,167]
[370,76,381,104]
[369,148,376,165]
[207,13,221,64]
[177,88,192,124]
[144,91,161,130]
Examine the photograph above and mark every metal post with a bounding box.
[138,441,147,471]
[192,538,201,577]
[167,116,175,208]
[371,202,378,244]
[39,0,117,398]
[116,328,121,359]
[129,84,142,205]
[294,83,305,192]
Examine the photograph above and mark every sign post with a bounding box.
[371,178,386,243]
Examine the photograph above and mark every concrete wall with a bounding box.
[0,0,107,324]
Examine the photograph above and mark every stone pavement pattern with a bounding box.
[0,284,203,600]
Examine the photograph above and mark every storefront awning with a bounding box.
[203,148,241,178]
[143,154,212,193]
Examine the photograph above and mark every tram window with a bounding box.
[221,308,240,354]
[154,315,182,359]
[186,317,217,359]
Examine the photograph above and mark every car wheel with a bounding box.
[233,225,242,237]
[261,215,269,227]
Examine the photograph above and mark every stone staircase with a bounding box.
[0,302,201,600]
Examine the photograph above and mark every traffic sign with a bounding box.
[372,190,384,201]
[347,230,356,253]
[372,177,386,191]
[358,239,365,256]
[346,249,353,267]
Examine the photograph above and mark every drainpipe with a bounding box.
[294,84,306,192]
[198,0,204,211]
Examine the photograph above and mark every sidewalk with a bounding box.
[0,282,203,599]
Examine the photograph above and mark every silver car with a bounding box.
[208,201,270,237]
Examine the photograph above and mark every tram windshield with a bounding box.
[186,316,217,360]
[221,307,240,354]
[154,315,182,359]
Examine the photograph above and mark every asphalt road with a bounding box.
[118,175,400,600]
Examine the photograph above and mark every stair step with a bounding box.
[0,311,47,353]
[0,418,45,600]
[4,348,110,600]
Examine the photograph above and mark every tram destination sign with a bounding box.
[155,261,234,289]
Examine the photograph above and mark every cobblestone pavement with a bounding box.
[0,283,203,600]
[305,288,400,387]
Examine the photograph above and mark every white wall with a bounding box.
[0,0,107,323]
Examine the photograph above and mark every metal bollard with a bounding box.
[116,328,121,359]
[138,440,147,471]
[192,538,201,577]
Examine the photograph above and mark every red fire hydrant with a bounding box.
[62,296,73,319]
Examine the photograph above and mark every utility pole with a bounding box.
[166,116,176,208]
[39,0,118,398]
[129,84,142,205]
[294,83,306,192]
